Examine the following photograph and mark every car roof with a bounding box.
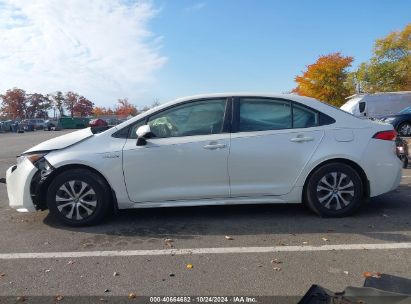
[143,92,333,117]
[172,92,309,103]
[153,92,319,110]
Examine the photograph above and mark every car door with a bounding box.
[122,98,231,203]
[228,97,324,197]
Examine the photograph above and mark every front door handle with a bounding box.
[203,142,227,150]
[290,136,314,143]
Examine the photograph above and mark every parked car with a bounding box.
[18,119,46,131]
[29,118,46,130]
[104,117,125,126]
[5,93,402,226]
[380,106,411,136]
[396,137,409,168]
[0,120,15,132]
[45,119,59,131]
[89,118,108,127]
[341,91,411,118]
[19,119,35,131]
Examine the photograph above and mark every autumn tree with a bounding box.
[73,96,94,117]
[354,23,411,93]
[93,106,115,116]
[26,93,51,118]
[0,88,27,119]
[293,52,354,107]
[64,92,80,117]
[93,107,106,116]
[51,91,65,117]
[115,98,138,116]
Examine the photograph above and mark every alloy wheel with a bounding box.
[316,172,355,210]
[399,123,411,136]
[55,180,97,220]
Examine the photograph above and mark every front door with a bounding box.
[122,98,231,203]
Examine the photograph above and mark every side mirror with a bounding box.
[136,125,152,146]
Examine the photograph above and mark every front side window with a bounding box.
[293,104,319,128]
[239,98,292,132]
[129,121,146,139]
[147,99,227,138]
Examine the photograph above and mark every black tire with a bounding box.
[47,169,112,226]
[305,163,364,217]
[398,122,411,137]
[403,157,409,169]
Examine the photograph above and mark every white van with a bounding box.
[340,91,411,118]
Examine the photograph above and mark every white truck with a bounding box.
[340,91,411,118]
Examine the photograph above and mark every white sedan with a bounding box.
[5,93,402,226]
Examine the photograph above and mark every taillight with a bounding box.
[372,130,397,141]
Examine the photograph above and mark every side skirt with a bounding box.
[121,195,302,210]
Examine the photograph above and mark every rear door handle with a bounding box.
[290,136,314,143]
[203,143,227,150]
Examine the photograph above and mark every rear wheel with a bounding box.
[47,169,111,226]
[305,163,364,217]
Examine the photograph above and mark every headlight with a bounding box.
[16,153,47,166]
[384,117,395,123]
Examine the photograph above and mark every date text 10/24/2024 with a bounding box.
[149,297,258,303]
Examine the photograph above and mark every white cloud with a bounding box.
[184,2,206,12]
[0,0,166,106]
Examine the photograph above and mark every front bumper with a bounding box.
[6,158,38,212]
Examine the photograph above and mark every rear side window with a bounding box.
[237,98,335,132]
[293,104,319,128]
[239,98,292,132]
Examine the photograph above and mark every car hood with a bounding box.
[24,128,94,154]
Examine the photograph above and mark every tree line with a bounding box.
[93,98,160,117]
[293,23,410,107]
[0,89,155,120]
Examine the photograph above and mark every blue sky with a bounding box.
[149,0,411,103]
[0,0,410,107]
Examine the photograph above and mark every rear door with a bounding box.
[228,97,324,197]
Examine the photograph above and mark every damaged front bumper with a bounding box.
[6,155,54,212]
[6,158,38,212]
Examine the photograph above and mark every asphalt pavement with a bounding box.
[0,130,411,298]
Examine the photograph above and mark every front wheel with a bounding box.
[305,163,364,217]
[47,169,112,226]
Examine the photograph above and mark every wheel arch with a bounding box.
[34,163,118,211]
[302,158,370,202]
[396,120,411,132]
